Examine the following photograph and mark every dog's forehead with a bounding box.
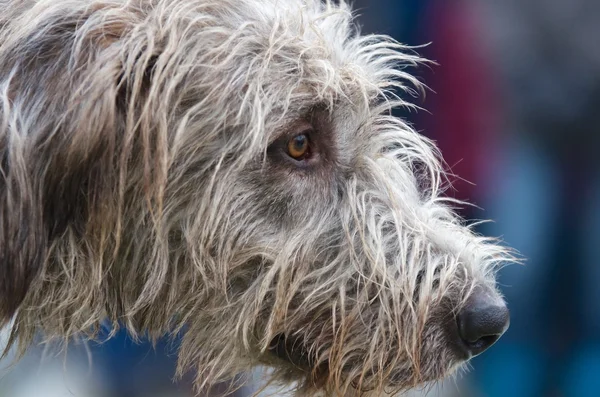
[209,0,380,103]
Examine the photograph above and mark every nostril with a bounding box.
[459,332,500,354]
[456,289,510,357]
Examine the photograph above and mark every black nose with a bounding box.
[457,288,510,357]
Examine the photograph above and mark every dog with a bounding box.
[0,0,513,395]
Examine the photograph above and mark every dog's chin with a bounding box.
[268,333,461,392]
[386,361,461,390]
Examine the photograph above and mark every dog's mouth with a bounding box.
[268,333,315,370]
[268,333,334,389]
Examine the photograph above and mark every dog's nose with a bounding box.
[456,288,510,357]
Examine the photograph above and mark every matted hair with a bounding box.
[0,0,513,395]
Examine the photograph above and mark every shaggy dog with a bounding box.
[0,0,513,395]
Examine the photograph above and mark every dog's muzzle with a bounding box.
[454,287,510,358]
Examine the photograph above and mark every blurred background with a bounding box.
[2,0,600,396]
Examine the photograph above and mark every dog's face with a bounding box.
[0,0,513,395]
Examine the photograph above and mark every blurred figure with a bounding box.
[470,1,600,397]
[0,327,251,397]
[92,332,192,397]
[1,326,106,397]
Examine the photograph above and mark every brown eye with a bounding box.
[287,133,310,160]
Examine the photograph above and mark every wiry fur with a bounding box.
[0,0,514,395]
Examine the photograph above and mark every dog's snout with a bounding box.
[456,288,510,357]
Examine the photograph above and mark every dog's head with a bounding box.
[0,0,513,394]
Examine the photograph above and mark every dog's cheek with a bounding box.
[0,161,46,325]
[0,138,100,324]
[43,155,101,239]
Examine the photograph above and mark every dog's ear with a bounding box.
[0,6,161,325]
[0,143,46,325]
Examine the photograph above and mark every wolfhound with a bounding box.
[0,0,512,395]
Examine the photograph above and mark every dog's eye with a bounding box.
[287,133,311,160]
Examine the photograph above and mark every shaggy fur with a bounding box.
[0,0,514,395]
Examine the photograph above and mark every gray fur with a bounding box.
[0,0,514,395]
